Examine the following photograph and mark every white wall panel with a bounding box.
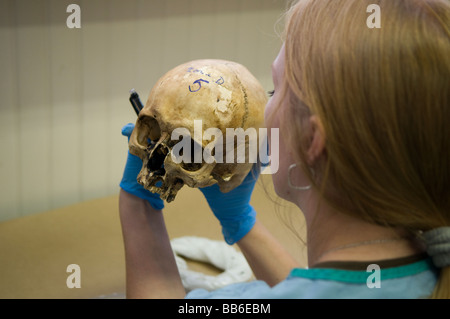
[48,0,82,209]
[80,0,110,202]
[15,0,52,217]
[0,0,20,221]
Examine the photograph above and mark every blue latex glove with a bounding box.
[119,123,164,210]
[200,165,261,245]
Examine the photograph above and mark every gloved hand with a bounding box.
[119,123,164,210]
[200,165,261,245]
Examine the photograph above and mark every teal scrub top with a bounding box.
[185,256,438,299]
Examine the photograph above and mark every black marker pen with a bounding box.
[129,88,144,116]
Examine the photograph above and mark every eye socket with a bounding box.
[179,138,204,172]
[181,161,203,172]
[141,116,161,142]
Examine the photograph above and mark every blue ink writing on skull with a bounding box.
[189,79,210,92]
[215,77,224,85]
[187,67,225,92]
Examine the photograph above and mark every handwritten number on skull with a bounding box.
[189,79,210,92]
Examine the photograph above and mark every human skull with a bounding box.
[129,59,267,202]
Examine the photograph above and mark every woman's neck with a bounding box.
[295,192,425,267]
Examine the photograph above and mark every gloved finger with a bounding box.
[239,163,261,186]
[121,123,135,138]
[200,163,260,195]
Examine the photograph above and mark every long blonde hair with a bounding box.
[278,0,450,298]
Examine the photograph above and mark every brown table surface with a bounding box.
[0,175,306,299]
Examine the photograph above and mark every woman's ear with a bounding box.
[306,115,326,165]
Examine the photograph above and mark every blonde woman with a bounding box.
[119,0,450,298]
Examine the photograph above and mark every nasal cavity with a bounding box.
[148,144,168,176]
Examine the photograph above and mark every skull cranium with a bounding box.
[129,59,267,202]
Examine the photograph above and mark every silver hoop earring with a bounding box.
[288,164,312,191]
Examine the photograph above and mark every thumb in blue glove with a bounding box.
[119,123,164,210]
[200,165,260,245]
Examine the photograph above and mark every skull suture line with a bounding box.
[129,59,267,202]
